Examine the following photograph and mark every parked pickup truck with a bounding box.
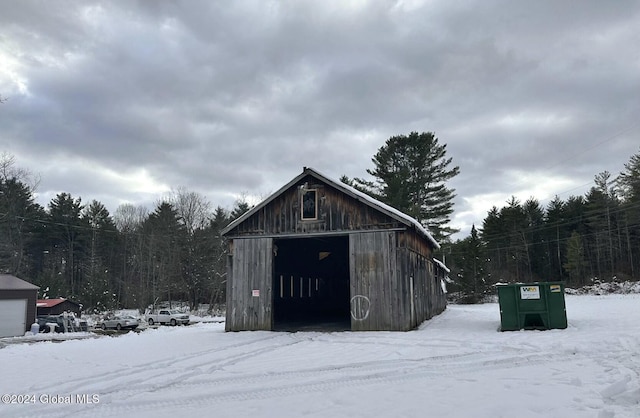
[146,309,189,326]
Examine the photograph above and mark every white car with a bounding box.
[147,310,189,326]
[100,315,140,331]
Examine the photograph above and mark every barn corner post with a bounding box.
[224,240,234,332]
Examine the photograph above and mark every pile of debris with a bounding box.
[565,280,640,295]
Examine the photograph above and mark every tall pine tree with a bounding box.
[346,131,460,242]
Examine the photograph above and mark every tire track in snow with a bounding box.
[88,351,562,417]
[5,345,569,418]
[14,333,296,402]
[592,335,640,408]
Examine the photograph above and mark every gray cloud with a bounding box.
[1,0,639,238]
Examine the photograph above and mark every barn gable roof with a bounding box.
[222,167,440,249]
[0,274,39,291]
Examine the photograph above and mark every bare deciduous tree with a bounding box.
[114,203,148,233]
[0,152,40,193]
[168,187,212,234]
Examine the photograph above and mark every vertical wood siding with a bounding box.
[225,238,273,331]
[224,173,446,332]
[348,230,447,331]
[227,176,405,237]
[397,230,447,327]
[350,231,403,331]
[397,230,447,328]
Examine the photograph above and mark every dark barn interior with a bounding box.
[273,235,350,331]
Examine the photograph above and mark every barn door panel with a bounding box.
[226,238,273,331]
[349,231,397,331]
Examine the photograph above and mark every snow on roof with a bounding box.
[223,167,440,249]
[314,168,440,249]
[433,258,450,272]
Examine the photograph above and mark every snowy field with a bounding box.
[1,294,639,418]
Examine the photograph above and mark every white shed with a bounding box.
[0,275,39,337]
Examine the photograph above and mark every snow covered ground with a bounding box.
[1,294,639,418]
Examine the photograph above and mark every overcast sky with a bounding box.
[1,0,639,240]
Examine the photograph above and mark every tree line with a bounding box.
[339,133,640,302]
[3,132,638,309]
[448,151,640,302]
[2,131,460,312]
[0,153,249,312]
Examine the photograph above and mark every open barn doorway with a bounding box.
[273,235,350,331]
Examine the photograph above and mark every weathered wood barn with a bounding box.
[221,167,448,332]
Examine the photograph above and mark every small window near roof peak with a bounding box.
[301,189,317,220]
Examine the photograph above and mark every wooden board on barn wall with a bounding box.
[397,246,447,328]
[397,229,446,324]
[228,176,406,237]
[349,231,403,331]
[398,230,433,258]
[226,238,273,331]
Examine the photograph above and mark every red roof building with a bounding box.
[36,298,82,317]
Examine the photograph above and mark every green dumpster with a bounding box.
[497,282,567,331]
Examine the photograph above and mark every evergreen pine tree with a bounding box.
[450,225,488,302]
[564,231,588,286]
[346,131,460,242]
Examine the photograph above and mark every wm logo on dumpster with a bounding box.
[520,286,540,299]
